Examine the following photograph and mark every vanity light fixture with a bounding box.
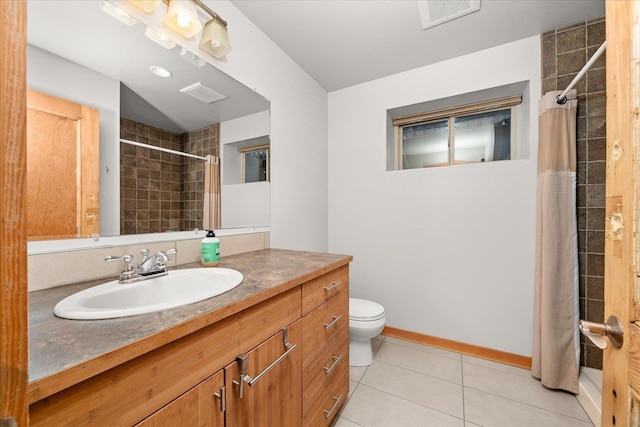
[100,1,137,26]
[163,0,202,39]
[124,0,162,13]
[144,26,176,49]
[199,14,231,59]
[104,0,232,59]
[149,65,172,77]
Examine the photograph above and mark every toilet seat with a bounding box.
[350,298,385,322]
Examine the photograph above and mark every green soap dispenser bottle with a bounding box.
[201,230,220,267]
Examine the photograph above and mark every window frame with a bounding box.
[394,95,522,169]
[238,143,270,183]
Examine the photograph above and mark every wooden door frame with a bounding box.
[603,0,639,426]
[0,0,28,426]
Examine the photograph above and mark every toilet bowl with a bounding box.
[349,298,386,366]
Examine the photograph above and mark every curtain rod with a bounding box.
[556,41,606,105]
[120,138,207,160]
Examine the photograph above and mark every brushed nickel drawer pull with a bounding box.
[213,386,226,412]
[323,394,343,419]
[323,354,343,374]
[323,314,342,330]
[233,328,296,398]
[323,280,343,292]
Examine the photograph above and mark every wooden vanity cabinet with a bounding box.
[137,323,301,427]
[29,262,350,427]
[224,321,302,427]
[135,370,225,427]
[301,265,350,426]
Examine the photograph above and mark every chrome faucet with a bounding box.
[105,248,177,284]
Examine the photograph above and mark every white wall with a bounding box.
[27,45,121,236]
[221,110,271,228]
[328,36,541,356]
[171,0,330,252]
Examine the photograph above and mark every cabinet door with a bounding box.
[135,369,225,427]
[225,320,302,427]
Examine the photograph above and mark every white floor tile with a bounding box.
[361,360,464,418]
[383,336,462,361]
[462,354,531,378]
[349,379,358,400]
[374,341,463,384]
[463,363,590,422]
[341,384,464,427]
[372,337,383,356]
[350,365,368,382]
[464,388,594,427]
[338,337,595,427]
[334,417,364,427]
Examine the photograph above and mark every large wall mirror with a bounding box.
[26,0,271,243]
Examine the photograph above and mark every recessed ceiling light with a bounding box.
[149,65,172,78]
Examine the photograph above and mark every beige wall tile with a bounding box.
[29,232,270,291]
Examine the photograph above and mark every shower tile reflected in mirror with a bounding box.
[120,118,220,234]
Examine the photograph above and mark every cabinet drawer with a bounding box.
[303,370,349,427]
[302,287,349,363]
[302,325,348,416]
[301,265,348,315]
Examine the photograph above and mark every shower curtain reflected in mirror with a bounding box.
[532,90,579,394]
[203,155,221,230]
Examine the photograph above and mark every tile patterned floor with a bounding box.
[334,336,594,427]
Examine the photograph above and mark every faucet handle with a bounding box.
[140,248,150,257]
[105,255,136,278]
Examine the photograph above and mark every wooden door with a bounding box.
[603,0,640,426]
[135,370,225,427]
[225,322,302,427]
[0,1,28,426]
[26,89,99,240]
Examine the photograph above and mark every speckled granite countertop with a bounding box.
[28,248,351,402]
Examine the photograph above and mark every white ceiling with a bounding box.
[232,0,606,92]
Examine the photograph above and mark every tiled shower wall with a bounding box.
[120,118,220,234]
[181,126,220,231]
[542,17,606,369]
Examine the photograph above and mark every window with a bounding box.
[239,144,269,183]
[394,95,521,169]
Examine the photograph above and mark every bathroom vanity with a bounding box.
[27,249,351,426]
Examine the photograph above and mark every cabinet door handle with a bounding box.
[233,328,297,398]
[323,280,343,292]
[323,354,343,375]
[213,385,226,412]
[323,314,342,330]
[323,394,342,419]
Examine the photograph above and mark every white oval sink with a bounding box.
[54,268,243,320]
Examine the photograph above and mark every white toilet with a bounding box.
[349,298,386,366]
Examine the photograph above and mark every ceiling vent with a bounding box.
[179,82,228,104]
[417,0,481,30]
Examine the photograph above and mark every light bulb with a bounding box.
[177,12,190,28]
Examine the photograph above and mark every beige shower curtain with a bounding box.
[203,155,221,230]
[531,90,579,394]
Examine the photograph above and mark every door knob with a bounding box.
[579,315,623,349]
